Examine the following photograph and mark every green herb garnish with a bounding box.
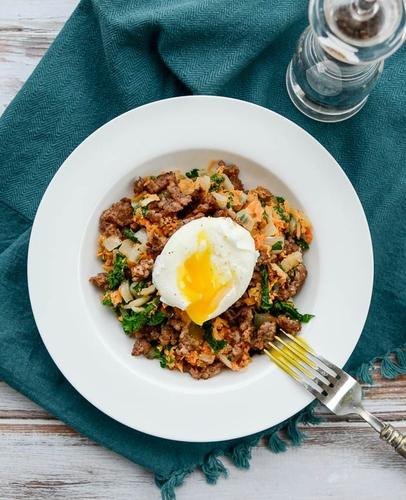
[123,227,140,243]
[108,253,127,290]
[132,203,148,217]
[296,238,309,250]
[102,295,112,306]
[185,168,200,179]
[203,321,227,353]
[260,265,271,312]
[274,204,290,223]
[271,240,283,251]
[269,300,314,323]
[227,192,234,209]
[209,174,225,192]
[273,196,290,223]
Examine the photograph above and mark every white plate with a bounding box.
[28,96,373,442]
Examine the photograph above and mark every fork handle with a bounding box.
[359,409,406,458]
[380,423,406,458]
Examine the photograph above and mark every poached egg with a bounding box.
[152,217,259,325]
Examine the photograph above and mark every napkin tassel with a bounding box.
[227,440,258,469]
[354,344,406,384]
[380,347,406,379]
[200,452,228,484]
[155,467,194,500]
[267,426,288,453]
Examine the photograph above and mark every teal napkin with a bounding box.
[0,1,405,498]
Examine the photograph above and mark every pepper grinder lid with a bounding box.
[309,0,406,63]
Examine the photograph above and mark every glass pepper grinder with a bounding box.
[286,0,406,122]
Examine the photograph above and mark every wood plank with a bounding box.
[0,383,51,419]
[0,0,78,29]
[0,0,78,114]
[1,373,405,499]
[0,32,57,113]
[1,421,406,500]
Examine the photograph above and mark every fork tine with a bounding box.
[264,348,326,401]
[267,341,330,393]
[273,335,332,386]
[280,331,340,377]
[263,348,301,381]
[274,334,317,368]
[268,341,314,378]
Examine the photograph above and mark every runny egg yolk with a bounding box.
[177,232,232,325]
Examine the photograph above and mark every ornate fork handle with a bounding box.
[380,424,406,458]
[265,331,406,460]
[358,409,406,459]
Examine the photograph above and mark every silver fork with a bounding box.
[264,330,406,458]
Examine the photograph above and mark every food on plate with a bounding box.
[90,160,313,379]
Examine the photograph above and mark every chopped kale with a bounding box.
[147,310,167,326]
[185,168,200,179]
[259,268,314,323]
[296,238,309,250]
[141,206,148,216]
[143,297,160,315]
[108,253,127,290]
[263,210,269,222]
[271,240,283,251]
[209,174,225,192]
[121,310,148,335]
[151,346,168,368]
[203,321,227,353]
[120,298,163,335]
[276,196,285,204]
[260,265,271,312]
[131,280,146,294]
[123,227,140,243]
[269,300,314,323]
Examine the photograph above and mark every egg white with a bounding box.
[152,217,259,323]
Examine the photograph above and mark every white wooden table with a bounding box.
[1,1,405,498]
